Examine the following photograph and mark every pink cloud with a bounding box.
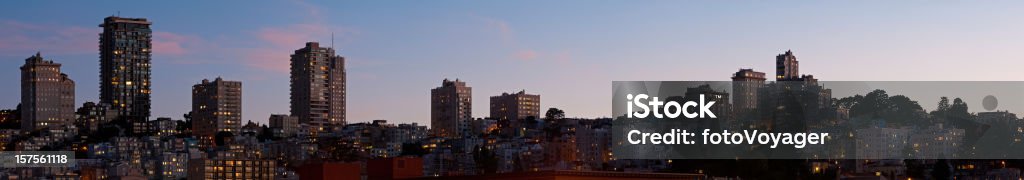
[0,20,99,55]
[152,32,194,56]
[242,48,291,73]
[552,51,573,64]
[510,49,573,64]
[470,14,514,43]
[515,50,538,60]
[0,20,208,60]
[242,23,356,73]
[2,20,45,30]
[256,23,331,48]
[149,31,219,65]
[232,0,359,73]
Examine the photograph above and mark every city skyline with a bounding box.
[3,1,1024,125]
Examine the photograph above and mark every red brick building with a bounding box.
[296,162,362,180]
[412,171,703,180]
[368,157,424,180]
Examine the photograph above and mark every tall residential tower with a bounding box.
[192,77,242,146]
[99,16,153,131]
[290,42,346,134]
[775,50,799,81]
[431,79,472,138]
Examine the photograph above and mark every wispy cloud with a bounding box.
[0,20,99,55]
[256,24,330,48]
[471,14,514,44]
[0,19,214,65]
[236,0,357,73]
[152,31,205,57]
[512,49,574,64]
[514,49,538,60]
[468,15,573,64]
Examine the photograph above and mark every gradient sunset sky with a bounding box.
[2,1,1023,125]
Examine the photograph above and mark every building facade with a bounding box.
[290,42,347,134]
[192,77,242,146]
[268,114,299,137]
[731,68,765,117]
[188,144,276,180]
[150,117,180,137]
[21,52,75,132]
[187,158,276,180]
[431,79,473,138]
[75,102,117,133]
[489,90,541,122]
[99,16,153,133]
[775,50,799,81]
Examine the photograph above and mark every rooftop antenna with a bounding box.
[331,32,335,50]
[117,11,120,17]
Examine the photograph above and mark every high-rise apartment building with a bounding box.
[775,50,799,81]
[290,42,346,134]
[431,79,472,138]
[99,16,153,131]
[20,52,75,132]
[731,69,765,116]
[192,77,242,145]
[489,90,540,122]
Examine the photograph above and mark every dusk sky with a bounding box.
[2,1,1024,125]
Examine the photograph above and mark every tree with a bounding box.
[840,90,926,126]
[834,95,863,109]
[937,97,950,112]
[950,98,970,117]
[850,89,891,117]
[886,95,926,125]
[545,108,565,121]
[930,97,973,124]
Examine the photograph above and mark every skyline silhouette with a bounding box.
[2,1,1023,125]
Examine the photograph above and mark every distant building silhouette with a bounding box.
[776,50,799,81]
[192,77,242,147]
[683,84,732,128]
[21,52,75,132]
[150,117,180,137]
[431,79,472,138]
[731,69,765,117]
[99,16,153,134]
[268,114,299,137]
[75,102,116,133]
[759,50,833,131]
[775,50,819,82]
[290,42,347,134]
